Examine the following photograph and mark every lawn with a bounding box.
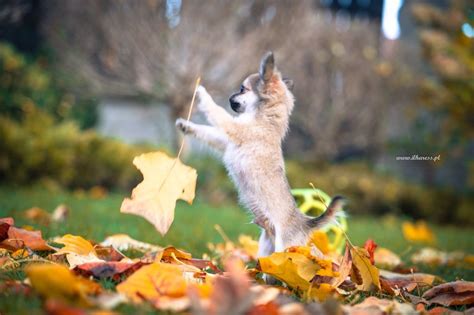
[0,185,473,313]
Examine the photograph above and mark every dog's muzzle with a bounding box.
[229,96,244,113]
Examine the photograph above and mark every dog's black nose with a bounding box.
[229,97,241,112]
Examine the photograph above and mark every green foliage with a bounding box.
[0,42,98,129]
[0,108,151,190]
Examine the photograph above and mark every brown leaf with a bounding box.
[0,279,31,296]
[423,281,474,306]
[94,245,125,262]
[120,151,197,236]
[374,247,402,269]
[0,217,14,225]
[332,244,352,288]
[0,223,10,242]
[23,207,51,225]
[191,258,256,315]
[380,269,438,293]
[44,299,88,315]
[162,246,192,260]
[5,226,52,251]
[75,261,144,279]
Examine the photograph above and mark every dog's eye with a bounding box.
[240,85,246,93]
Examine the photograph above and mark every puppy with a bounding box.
[176,52,344,256]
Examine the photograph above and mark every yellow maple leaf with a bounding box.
[238,235,259,258]
[307,283,335,302]
[258,247,337,299]
[402,221,436,244]
[350,246,381,292]
[307,230,332,255]
[55,234,96,256]
[121,151,197,236]
[26,263,101,306]
[116,262,188,303]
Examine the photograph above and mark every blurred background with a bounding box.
[0,0,473,225]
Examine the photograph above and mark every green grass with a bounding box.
[0,186,259,256]
[0,185,473,314]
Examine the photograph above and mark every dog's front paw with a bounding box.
[175,118,192,134]
[196,85,211,112]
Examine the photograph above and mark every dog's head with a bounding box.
[229,52,294,115]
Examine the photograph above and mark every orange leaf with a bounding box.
[116,262,187,303]
[5,226,52,251]
[363,239,377,265]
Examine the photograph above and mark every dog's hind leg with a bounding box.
[176,119,228,151]
[257,228,274,257]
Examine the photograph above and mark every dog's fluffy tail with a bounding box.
[306,195,346,230]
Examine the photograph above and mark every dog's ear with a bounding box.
[259,51,275,82]
[283,78,294,91]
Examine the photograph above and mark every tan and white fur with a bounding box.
[176,52,344,256]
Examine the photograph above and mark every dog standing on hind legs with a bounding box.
[176,52,345,257]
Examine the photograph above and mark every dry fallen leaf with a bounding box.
[55,234,96,256]
[4,226,52,251]
[379,269,438,293]
[54,234,102,268]
[23,207,51,225]
[101,234,162,252]
[363,239,377,265]
[344,296,416,314]
[51,204,69,222]
[350,246,381,292]
[307,231,332,255]
[0,222,10,242]
[120,151,197,236]
[0,217,14,225]
[116,262,188,303]
[332,245,352,289]
[402,221,436,244]
[238,235,259,259]
[75,261,144,279]
[423,281,474,307]
[26,263,101,306]
[94,245,126,262]
[258,246,337,300]
[374,247,402,269]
